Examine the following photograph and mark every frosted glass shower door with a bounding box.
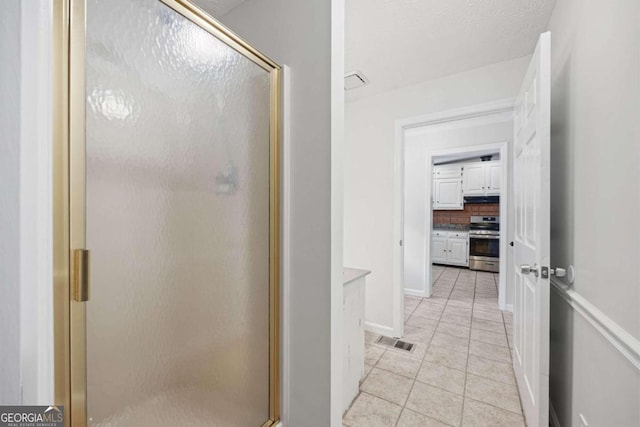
[71,0,280,425]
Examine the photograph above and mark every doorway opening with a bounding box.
[427,145,507,304]
[394,100,515,337]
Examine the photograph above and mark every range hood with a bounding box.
[464,196,500,204]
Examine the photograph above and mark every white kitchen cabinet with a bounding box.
[462,164,485,195]
[447,237,468,266]
[486,162,501,194]
[462,160,501,196]
[434,164,463,179]
[433,178,463,210]
[431,236,448,264]
[431,231,469,267]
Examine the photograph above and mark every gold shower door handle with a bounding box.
[72,249,90,302]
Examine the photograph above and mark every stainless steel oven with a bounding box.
[469,216,500,272]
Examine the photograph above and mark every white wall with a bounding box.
[0,0,23,405]
[547,0,640,425]
[404,116,513,303]
[0,0,54,406]
[344,57,529,333]
[19,0,54,406]
[218,1,339,425]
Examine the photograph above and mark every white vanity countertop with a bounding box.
[343,267,371,285]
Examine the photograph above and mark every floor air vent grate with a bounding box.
[375,336,415,353]
[394,340,414,352]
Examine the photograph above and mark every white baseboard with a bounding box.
[504,304,513,313]
[365,321,396,338]
[549,401,561,427]
[404,289,429,298]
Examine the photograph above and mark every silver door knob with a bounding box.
[520,264,539,277]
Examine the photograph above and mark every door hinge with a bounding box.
[72,249,90,302]
[399,240,403,247]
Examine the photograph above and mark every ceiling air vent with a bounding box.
[344,71,369,90]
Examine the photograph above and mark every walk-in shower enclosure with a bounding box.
[53,1,281,425]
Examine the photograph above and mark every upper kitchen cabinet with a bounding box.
[486,162,501,194]
[463,160,500,196]
[434,164,463,180]
[434,178,463,210]
[462,163,485,195]
[433,165,463,210]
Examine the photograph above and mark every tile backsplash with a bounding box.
[433,203,499,225]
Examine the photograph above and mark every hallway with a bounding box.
[343,267,523,427]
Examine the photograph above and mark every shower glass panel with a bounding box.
[84,0,272,425]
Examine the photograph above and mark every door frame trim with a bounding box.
[53,1,282,425]
[393,98,515,337]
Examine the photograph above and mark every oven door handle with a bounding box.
[469,235,500,240]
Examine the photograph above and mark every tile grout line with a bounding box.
[393,267,462,427]
[458,269,477,427]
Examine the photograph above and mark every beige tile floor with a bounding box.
[343,266,523,427]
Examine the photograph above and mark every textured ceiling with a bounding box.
[346,0,556,102]
[193,0,247,17]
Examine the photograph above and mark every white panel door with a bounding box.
[512,32,551,427]
[434,178,463,209]
[447,238,468,266]
[463,163,485,195]
[486,162,501,194]
[431,237,447,264]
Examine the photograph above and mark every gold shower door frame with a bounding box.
[52,1,281,426]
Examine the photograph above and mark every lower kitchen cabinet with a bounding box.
[447,238,468,266]
[432,231,469,267]
[432,236,448,264]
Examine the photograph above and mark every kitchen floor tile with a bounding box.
[464,373,522,414]
[396,408,451,427]
[360,368,414,406]
[466,355,515,385]
[405,382,463,426]
[424,344,468,371]
[403,325,435,343]
[436,321,471,339]
[365,344,385,365]
[376,350,422,379]
[343,393,402,427]
[447,299,473,309]
[406,315,439,330]
[416,361,466,395]
[462,398,525,427]
[431,331,470,353]
[473,309,504,323]
[440,313,472,327]
[470,328,509,347]
[412,306,443,320]
[469,340,511,363]
[471,318,506,334]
